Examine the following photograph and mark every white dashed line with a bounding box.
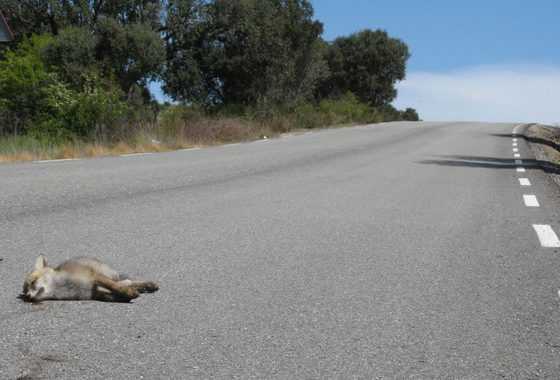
[514,153,520,158]
[513,138,518,142]
[517,167,526,173]
[533,225,560,248]
[513,143,518,147]
[519,178,531,186]
[523,194,540,207]
[513,148,519,153]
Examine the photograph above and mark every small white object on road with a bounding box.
[533,225,560,248]
[523,194,540,207]
[519,178,531,186]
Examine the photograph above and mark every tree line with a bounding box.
[0,0,419,141]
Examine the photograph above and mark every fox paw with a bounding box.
[140,282,159,293]
[121,287,140,300]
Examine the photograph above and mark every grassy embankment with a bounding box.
[0,96,402,163]
[526,124,560,165]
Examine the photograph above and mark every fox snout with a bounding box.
[19,286,46,302]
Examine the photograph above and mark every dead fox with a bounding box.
[20,256,159,303]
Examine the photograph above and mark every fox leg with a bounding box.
[93,274,140,301]
[118,279,159,294]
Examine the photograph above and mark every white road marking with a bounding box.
[533,225,560,248]
[517,167,526,172]
[513,138,518,142]
[513,142,518,147]
[513,148,519,153]
[514,153,521,158]
[523,194,540,207]
[180,147,201,151]
[33,158,80,164]
[515,159,522,165]
[519,178,531,186]
[120,153,154,157]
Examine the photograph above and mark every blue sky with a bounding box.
[153,1,560,123]
[313,0,560,72]
[313,0,560,123]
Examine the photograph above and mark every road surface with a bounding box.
[2,121,560,378]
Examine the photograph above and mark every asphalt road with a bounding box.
[2,121,560,378]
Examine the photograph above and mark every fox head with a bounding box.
[21,256,57,302]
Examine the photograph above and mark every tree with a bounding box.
[162,0,210,104]
[320,29,410,107]
[163,0,327,107]
[2,0,165,95]
[41,26,97,89]
[2,0,163,40]
[401,107,419,121]
[95,19,165,94]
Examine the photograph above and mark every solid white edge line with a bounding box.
[519,178,531,186]
[533,225,560,248]
[523,194,540,207]
[513,125,525,136]
[33,158,80,164]
[120,153,154,157]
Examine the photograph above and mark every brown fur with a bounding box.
[21,256,159,303]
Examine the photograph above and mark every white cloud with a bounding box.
[393,65,560,124]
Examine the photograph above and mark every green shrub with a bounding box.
[36,72,128,139]
[158,104,206,139]
[42,26,98,89]
[293,102,326,129]
[0,34,56,135]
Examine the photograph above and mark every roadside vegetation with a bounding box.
[0,0,419,162]
[526,125,560,166]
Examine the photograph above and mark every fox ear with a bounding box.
[34,255,48,270]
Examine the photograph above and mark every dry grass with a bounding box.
[526,125,560,164]
[0,116,276,163]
